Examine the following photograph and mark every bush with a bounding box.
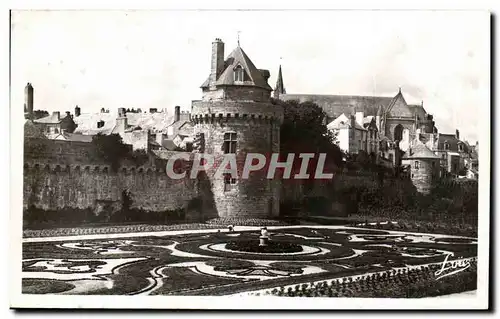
[226,240,303,254]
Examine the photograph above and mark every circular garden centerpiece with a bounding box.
[226,240,303,254]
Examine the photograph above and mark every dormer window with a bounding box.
[97,120,105,128]
[444,142,449,150]
[234,65,244,82]
[458,143,464,152]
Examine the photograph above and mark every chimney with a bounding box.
[116,108,128,132]
[53,111,60,121]
[210,38,225,87]
[175,106,181,122]
[100,107,105,113]
[350,114,356,129]
[456,129,460,140]
[24,82,34,117]
[75,105,81,117]
[149,108,157,113]
[259,69,270,83]
[65,111,71,119]
[355,111,364,127]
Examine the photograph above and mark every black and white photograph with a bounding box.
[8,7,490,310]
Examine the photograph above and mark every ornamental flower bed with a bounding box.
[262,259,478,298]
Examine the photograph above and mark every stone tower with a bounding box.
[191,38,284,219]
[24,82,34,119]
[406,141,440,194]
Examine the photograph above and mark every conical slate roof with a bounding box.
[201,46,272,91]
[274,65,286,95]
[407,141,439,159]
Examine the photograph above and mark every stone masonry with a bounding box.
[191,38,284,218]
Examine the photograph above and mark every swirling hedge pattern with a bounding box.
[22,226,477,297]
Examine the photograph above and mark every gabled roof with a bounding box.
[327,113,366,130]
[407,142,439,159]
[437,133,467,152]
[384,90,406,115]
[201,46,272,91]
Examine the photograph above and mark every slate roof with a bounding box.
[34,113,71,124]
[437,133,467,152]
[161,139,178,151]
[201,46,272,91]
[279,94,394,119]
[406,142,439,159]
[74,112,176,135]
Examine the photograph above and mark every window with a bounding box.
[444,142,449,150]
[234,65,244,82]
[97,120,105,128]
[224,173,237,191]
[414,161,420,170]
[223,132,237,154]
[458,144,463,152]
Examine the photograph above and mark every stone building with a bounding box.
[191,38,284,218]
[404,140,440,194]
[275,67,438,168]
[72,105,193,151]
[33,111,77,137]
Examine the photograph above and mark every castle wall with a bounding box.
[23,139,204,217]
[23,164,197,212]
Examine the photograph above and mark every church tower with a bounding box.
[191,38,284,219]
[273,65,286,99]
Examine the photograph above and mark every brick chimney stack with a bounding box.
[75,105,81,117]
[116,107,127,132]
[24,83,34,119]
[210,38,225,87]
[175,106,181,122]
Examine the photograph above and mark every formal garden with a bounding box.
[22,225,477,297]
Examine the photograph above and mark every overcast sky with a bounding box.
[11,10,489,143]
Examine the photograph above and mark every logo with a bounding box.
[434,253,471,280]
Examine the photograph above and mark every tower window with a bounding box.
[234,65,244,82]
[223,132,237,154]
[414,160,420,170]
[224,173,237,191]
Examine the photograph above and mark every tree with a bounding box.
[91,133,130,171]
[271,98,344,177]
[33,110,49,120]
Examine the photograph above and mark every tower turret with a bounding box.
[192,38,284,219]
[24,82,34,119]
